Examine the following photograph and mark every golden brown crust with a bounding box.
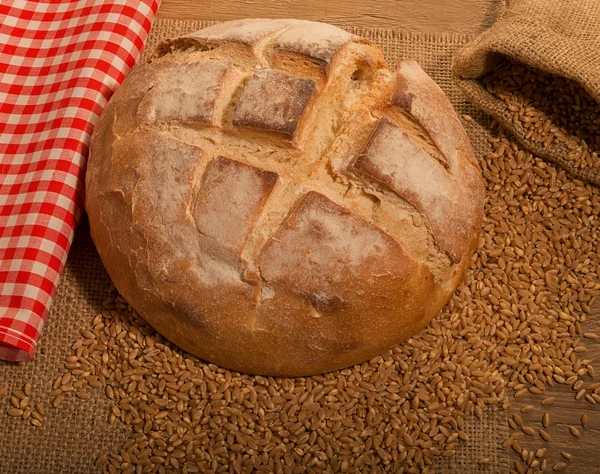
[193,155,278,262]
[233,69,316,137]
[351,117,477,263]
[392,60,480,171]
[186,18,292,48]
[259,191,436,317]
[137,60,235,126]
[273,22,354,66]
[86,20,485,376]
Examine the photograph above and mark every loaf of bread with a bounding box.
[86,19,485,376]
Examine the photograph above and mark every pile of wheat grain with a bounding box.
[482,58,600,171]
[13,124,591,473]
[3,75,599,471]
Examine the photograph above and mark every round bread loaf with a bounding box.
[86,19,485,376]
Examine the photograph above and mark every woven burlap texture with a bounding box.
[0,20,509,473]
[453,0,600,186]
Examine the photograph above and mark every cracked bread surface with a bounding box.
[86,19,484,376]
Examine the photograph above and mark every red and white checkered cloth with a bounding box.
[0,0,160,362]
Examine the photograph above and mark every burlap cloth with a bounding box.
[0,20,509,473]
[453,0,600,186]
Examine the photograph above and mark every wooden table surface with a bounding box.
[507,299,600,473]
[157,0,503,34]
[155,2,600,472]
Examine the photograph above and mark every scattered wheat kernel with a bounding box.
[12,390,25,400]
[515,389,528,398]
[569,426,581,437]
[581,414,589,428]
[52,395,63,408]
[513,414,523,426]
[8,408,23,417]
[585,394,596,404]
[522,426,536,436]
[536,448,547,458]
[542,413,550,428]
[95,454,108,467]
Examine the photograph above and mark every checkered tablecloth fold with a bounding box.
[0,0,160,362]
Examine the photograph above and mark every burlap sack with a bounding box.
[453,0,600,186]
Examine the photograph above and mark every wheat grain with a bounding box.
[483,58,600,171]
[581,414,589,428]
[44,114,600,472]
